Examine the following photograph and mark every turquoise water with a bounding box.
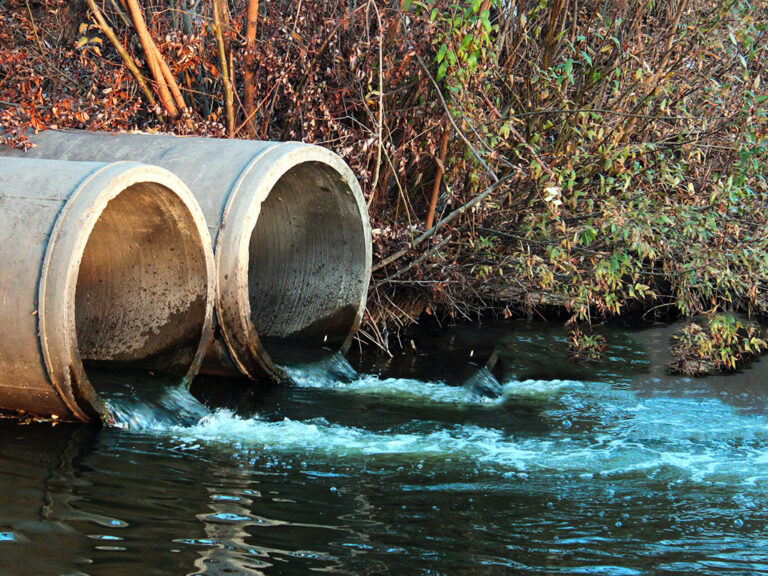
[2,320,768,574]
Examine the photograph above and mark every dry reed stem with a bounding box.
[124,0,178,117]
[213,0,234,135]
[85,0,158,111]
[243,0,259,137]
[425,126,450,230]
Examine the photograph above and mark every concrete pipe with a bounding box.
[1,131,372,381]
[0,158,215,421]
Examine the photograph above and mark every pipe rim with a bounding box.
[38,162,216,421]
[215,143,372,380]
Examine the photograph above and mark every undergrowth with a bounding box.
[669,314,767,375]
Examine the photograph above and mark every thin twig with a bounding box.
[409,46,498,182]
[372,172,515,272]
[24,0,78,87]
[382,236,452,281]
[366,0,385,208]
[106,0,132,28]
[509,107,730,121]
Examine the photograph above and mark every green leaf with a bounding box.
[436,43,447,63]
[481,10,492,33]
[437,60,448,81]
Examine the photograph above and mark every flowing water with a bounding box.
[2,320,768,575]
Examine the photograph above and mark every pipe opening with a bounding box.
[247,161,367,353]
[75,182,209,377]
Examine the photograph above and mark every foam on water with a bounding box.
[289,372,581,407]
[280,350,578,406]
[289,369,581,407]
[295,373,506,405]
[169,412,537,466]
[154,398,768,486]
[503,378,583,399]
[9,325,768,576]
[99,352,768,488]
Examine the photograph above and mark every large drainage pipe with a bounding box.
[0,158,215,421]
[2,131,372,381]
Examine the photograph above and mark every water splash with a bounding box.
[281,350,512,406]
[169,412,538,467]
[278,350,358,387]
[88,367,210,430]
[462,366,504,400]
[104,385,210,430]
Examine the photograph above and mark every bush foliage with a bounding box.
[669,314,767,375]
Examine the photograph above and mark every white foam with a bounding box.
[166,411,536,469]
[288,366,580,407]
[103,363,768,487]
[502,378,584,399]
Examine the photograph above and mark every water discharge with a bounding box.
[278,346,505,405]
[88,367,210,430]
[154,381,768,488]
[4,321,768,575]
[98,352,768,489]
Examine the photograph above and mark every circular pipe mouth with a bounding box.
[40,163,215,422]
[215,144,372,380]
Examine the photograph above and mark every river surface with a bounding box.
[1,320,768,575]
